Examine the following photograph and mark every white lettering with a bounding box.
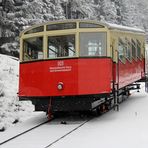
[49,66,72,72]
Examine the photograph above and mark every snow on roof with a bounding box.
[104,22,145,34]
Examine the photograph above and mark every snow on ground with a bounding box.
[0,112,47,143]
[0,54,34,131]
[51,85,148,148]
[0,84,148,148]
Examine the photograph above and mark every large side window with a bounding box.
[48,35,75,58]
[131,39,137,60]
[23,37,43,61]
[80,32,106,56]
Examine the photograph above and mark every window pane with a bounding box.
[79,23,104,28]
[47,23,76,31]
[132,39,137,59]
[25,26,44,34]
[125,38,132,60]
[48,35,75,58]
[80,32,106,56]
[137,40,141,58]
[23,37,43,61]
[118,39,125,61]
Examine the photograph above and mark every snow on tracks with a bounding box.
[0,113,92,148]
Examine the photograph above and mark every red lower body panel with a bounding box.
[115,59,144,88]
[19,58,113,97]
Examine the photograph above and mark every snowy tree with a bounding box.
[51,0,65,20]
[119,0,135,26]
[0,0,64,55]
[98,0,117,23]
[0,0,148,56]
[61,0,98,19]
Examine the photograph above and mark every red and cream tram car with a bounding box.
[19,20,146,117]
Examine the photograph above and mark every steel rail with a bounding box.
[0,119,52,146]
[44,117,93,148]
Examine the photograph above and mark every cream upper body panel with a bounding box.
[20,19,145,62]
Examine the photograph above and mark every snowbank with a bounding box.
[0,54,34,131]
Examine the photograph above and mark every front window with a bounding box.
[23,37,43,61]
[80,32,106,56]
[48,35,75,58]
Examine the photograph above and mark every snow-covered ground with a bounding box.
[51,86,148,148]
[0,84,148,148]
[0,54,34,131]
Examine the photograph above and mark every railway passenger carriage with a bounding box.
[19,20,146,117]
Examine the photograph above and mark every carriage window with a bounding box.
[47,23,76,31]
[125,38,132,61]
[79,23,104,28]
[132,39,137,59]
[137,40,141,58]
[25,26,44,34]
[23,37,43,61]
[118,39,125,62]
[48,35,75,58]
[80,32,106,56]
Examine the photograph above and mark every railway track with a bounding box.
[0,119,51,146]
[43,117,92,148]
[0,114,93,148]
